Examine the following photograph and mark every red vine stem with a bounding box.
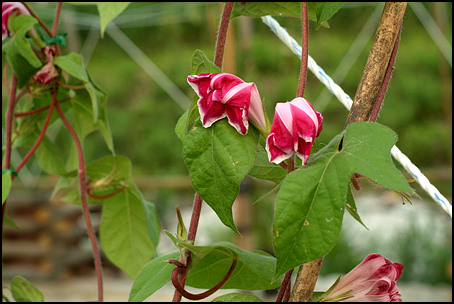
[172,192,203,302]
[54,101,103,302]
[52,3,63,36]
[276,4,309,301]
[172,3,234,301]
[21,2,52,37]
[2,74,17,236]
[87,185,127,200]
[14,97,71,117]
[297,2,309,98]
[2,75,17,171]
[214,2,234,69]
[276,268,294,302]
[171,258,238,300]
[369,26,402,122]
[14,91,57,173]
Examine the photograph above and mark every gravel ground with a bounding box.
[3,273,451,302]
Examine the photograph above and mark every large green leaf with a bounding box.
[11,276,44,302]
[248,148,286,184]
[183,120,259,233]
[128,251,180,302]
[315,3,344,29]
[273,122,415,278]
[212,293,264,302]
[2,171,12,204]
[53,52,89,82]
[231,2,329,28]
[168,234,283,290]
[84,155,159,279]
[97,2,130,37]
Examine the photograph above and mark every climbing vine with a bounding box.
[2,2,422,302]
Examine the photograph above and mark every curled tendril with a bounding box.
[171,258,238,300]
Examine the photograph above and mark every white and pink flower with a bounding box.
[187,73,267,135]
[320,253,404,302]
[266,97,323,165]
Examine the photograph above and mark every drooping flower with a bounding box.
[265,97,323,165]
[187,73,268,135]
[33,46,59,84]
[320,253,404,302]
[2,2,30,40]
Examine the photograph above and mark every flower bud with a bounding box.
[266,97,323,165]
[187,73,267,135]
[320,253,404,302]
[33,47,59,84]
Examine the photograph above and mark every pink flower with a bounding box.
[187,73,267,135]
[33,47,59,84]
[2,2,30,40]
[265,97,323,165]
[320,253,404,302]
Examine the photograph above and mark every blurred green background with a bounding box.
[2,2,452,288]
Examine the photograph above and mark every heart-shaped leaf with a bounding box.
[273,122,415,278]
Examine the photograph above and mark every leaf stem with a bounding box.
[55,101,103,302]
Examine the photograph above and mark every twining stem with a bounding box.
[369,26,402,122]
[21,2,52,37]
[14,97,71,117]
[171,258,238,300]
[15,91,57,173]
[172,3,233,301]
[277,3,308,301]
[214,2,234,69]
[297,2,309,98]
[52,3,63,36]
[290,2,407,303]
[55,101,104,302]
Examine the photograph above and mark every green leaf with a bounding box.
[248,148,286,184]
[212,293,264,302]
[231,3,330,28]
[175,109,189,142]
[35,134,67,175]
[345,185,368,229]
[273,122,415,278]
[11,276,44,302]
[315,2,344,29]
[192,49,221,75]
[2,14,41,87]
[85,155,159,279]
[128,251,180,302]
[167,234,284,290]
[53,52,88,82]
[2,171,12,204]
[183,120,259,233]
[97,2,130,38]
